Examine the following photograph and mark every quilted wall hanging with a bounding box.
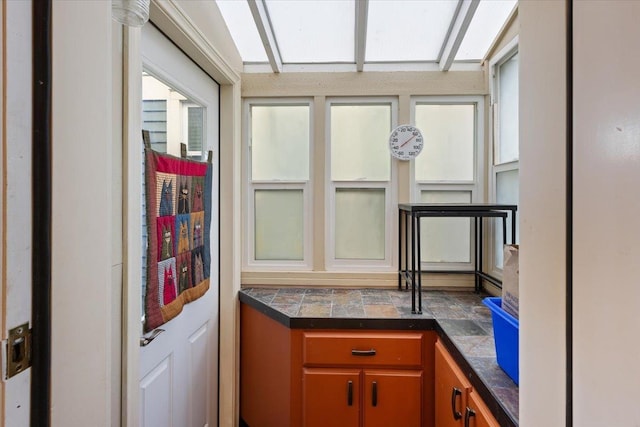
[143,136,213,332]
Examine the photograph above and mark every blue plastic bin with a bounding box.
[482,297,519,385]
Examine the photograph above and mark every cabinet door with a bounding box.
[363,370,422,427]
[464,391,500,427]
[303,368,361,427]
[435,340,472,427]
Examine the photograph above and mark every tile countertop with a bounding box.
[239,287,519,427]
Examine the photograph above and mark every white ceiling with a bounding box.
[216,0,517,73]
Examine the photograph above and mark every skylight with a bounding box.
[456,0,517,61]
[366,0,458,62]
[266,0,355,63]
[215,0,268,62]
[215,0,517,72]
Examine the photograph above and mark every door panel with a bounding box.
[140,24,219,427]
[140,357,173,427]
[188,323,209,427]
[303,368,361,427]
[363,370,422,427]
[435,340,471,427]
[466,391,500,427]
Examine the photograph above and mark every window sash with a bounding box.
[410,96,484,272]
[326,98,397,270]
[244,99,314,270]
[488,38,519,277]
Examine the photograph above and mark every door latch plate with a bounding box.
[7,323,31,378]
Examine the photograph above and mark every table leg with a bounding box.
[411,214,416,313]
[398,210,402,290]
[479,217,484,293]
[474,217,479,293]
[416,215,422,314]
[503,215,507,246]
[404,210,409,290]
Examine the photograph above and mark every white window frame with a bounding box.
[410,95,485,272]
[488,37,519,277]
[325,97,398,271]
[243,98,314,271]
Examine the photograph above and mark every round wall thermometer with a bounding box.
[388,125,424,161]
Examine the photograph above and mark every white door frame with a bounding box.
[121,2,241,426]
[2,1,34,424]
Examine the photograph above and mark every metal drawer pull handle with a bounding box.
[451,387,462,420]
[372,381,378,407]
[347,380,353,406]
[351,349,376,356]
[464,407,476,427]
[140,328,165,347]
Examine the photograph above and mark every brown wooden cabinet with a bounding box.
[435,339,472,427]
[302,368,423,427]
[464,391,500,427]
[363,370,422,427]
[302,331,425,427]
[435,339,499,427]
[302,368,361,427]
[240,304,437,427]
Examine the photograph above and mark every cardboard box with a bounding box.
[502,244,519,318]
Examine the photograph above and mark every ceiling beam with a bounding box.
[247,0,282,73]
[354,0,369,72]
[439,0,479,71]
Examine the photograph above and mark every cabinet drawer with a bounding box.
[303,332,423,367]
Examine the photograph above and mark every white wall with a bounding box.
[51,1,114,425]
[519,2,566,426]
[573,2,640,425]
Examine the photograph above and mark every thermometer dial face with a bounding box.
[389,125,423,161]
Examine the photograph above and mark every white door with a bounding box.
[139,24,219,427]
[2,1,33,425]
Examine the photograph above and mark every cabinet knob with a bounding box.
[451,387,463,420]
[464,407,476,427]
[347,380,353,406]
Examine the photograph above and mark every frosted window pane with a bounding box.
[420,191,471,263]
[215,0,268,62]
[366,1,457,61]
[456,0,517,61]
[187,107,203,153]
[265,0,354,63]
[335,189,385,260]
[331,105,391,181]
[254,190,304,260]
[415,104,475,182]
[494,169,519,268]
[498,53,519,163]
[251,105,309,181]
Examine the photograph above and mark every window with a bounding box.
[141,67,216,318]
[142,72,206,159]
[142,99,167,152]
[245,100,313,269]
[327,100,396,269]
[182,103,204,159]
[490,39,519,272]
[412,97,484,270]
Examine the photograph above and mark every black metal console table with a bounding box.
[398,203,518,313]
